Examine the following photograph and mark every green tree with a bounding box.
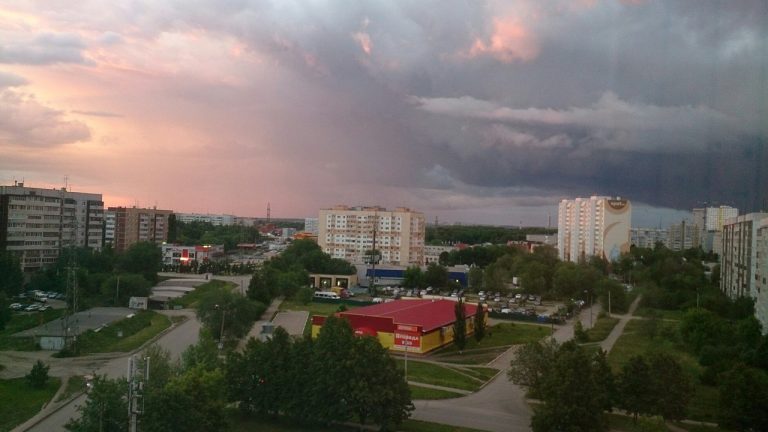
[718,364,768,431]
[197,287,264,343]
[295,286,313,305]
[453,298,467,351]
[648,353,692,421]
[26,360,50,389]
[424,263,448,288]
[0,252,23,296]
[309,315,357,424]
[143,366,228,432]
[680,309,725,354]
[101,274,151,306]
[468,266,484,292]
[65,376,128,432]
[617,355,654,422]
[596,278,628,314]
[141,344,175,392]
[574,320,589,343]
[474,303,486,342]
[508,338,560,398]
[531,342,611,432]
[181,330,221,372]
[0,293,10,331]
[118,241,161,283]
[402,266,424,289]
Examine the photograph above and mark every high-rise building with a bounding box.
[304,217,319,235]
[557,196,631,263]
[756,218,768,333]
[318,205,425,266]
[175,213,235,226]
[105,207,173,252]
[0,182,104,271]
[666,220,701,251]
[721,213,768,332]
[631,228,668,249]
[706,206,739,231]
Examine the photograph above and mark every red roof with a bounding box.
[339,299,477,333]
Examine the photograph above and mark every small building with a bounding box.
[311,299,482,354]
[356,264,469,288]
[308,273,358,290]
[161,244,224,266]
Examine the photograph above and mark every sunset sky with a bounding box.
[1,0,765,226]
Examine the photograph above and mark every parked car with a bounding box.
[515,293,523,299]
[9,303,23,310]
[24,304,40,312]
[372,297,384,303]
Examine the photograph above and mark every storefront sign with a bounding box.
[394,332,421,348]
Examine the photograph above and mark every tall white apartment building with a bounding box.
[558,196,631,263]
[0,182,104,271]
[721,213,768,333]
[304,218,319,235]
[631,228,668,249]
[318,205,425,266]
[706,206,739,231]
[176,213,235,226]
[755,218,768,333]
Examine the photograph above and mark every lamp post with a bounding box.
[584,289,592,328]
[214,304,226,350]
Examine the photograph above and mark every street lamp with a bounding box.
[583,289,592,328]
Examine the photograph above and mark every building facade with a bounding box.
[161,244,224,266]
[0,182,104,271]
[424,244,456,264]
[175,212,235,226]
[631,228,669,249]
[304,217,319,235]
[318,205,425,266]
[721,213,768,333]
[756,218,768,333]
[105,207,173,252]
[666,220,701,251]
[706,206,739,232]
[557,196,631,263]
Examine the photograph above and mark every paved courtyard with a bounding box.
[271,311,309,337]
[14,307,134,337]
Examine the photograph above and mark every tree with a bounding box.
[596,278,628,314]
[402,266,424,289]
[468,266,484,292]
[718,364,768,431]
[141,344,175,393]
[0,252,23,296]
[295,286,313,305]
[197,286,265,343]
[181,330,221,372]
[101,274,151,306]
[617,355,654,422]
[680,309,725,354]
[508,339,560,399]
[648,353,692,421]
[118,241,161,283]
[66,376,128,432]
[453,298,467,351]
[0,293,10,331]
[531,342,611,432]
[474,303,486,342]
[309,315,357,424]
[574,320,589,343]
[424,263,448,288]
[26,360,50,389]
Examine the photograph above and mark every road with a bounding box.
[22,311,201,432]
[411,302,600,432]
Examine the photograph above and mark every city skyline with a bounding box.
[1,1,765,226]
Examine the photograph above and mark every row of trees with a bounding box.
[426,225,556,246]
[168,219,263,252]
[68,318,413,432]
[509,340,691,431]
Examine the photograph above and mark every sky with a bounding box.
[1,0,766,227]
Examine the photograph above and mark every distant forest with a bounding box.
[426,225,557,245]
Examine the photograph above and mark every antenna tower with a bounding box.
[267,202,271,223]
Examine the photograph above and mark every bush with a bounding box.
[26,360,49,389]
[295,287,313,305]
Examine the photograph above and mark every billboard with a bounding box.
[394,325,421,348]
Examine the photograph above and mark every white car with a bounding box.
[372,297,384,304]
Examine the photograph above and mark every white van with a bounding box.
[314,291,340,300]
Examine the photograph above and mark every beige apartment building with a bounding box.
[756,218,768,334]
[557,196,631,263]
[105,206,173,252]
[318,205,425,266]
[0,182,104,271]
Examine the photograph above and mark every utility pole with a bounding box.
[115,275,121,306]
[127,354,150,432]
[369,210,379,296]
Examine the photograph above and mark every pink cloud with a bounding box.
[353,32,372,56]
[466,17,539,63]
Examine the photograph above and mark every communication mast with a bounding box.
[266,202,271,223]
[127,354,150,432]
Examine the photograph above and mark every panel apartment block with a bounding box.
[105,207,173,252]
[558,196,631,263]
[318,205,425,266]
[721,213,768,302]
[0,183,104,271]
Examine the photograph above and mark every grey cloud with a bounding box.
[0,90,91,147]
[71,110,123,118]
[0,70,27,88]
[0,32,89,65]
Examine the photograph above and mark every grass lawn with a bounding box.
[279,299,361,317]
[608,319,719,423]
[607,413,672,432]
[436,348,507,365]
[410,384,464,400]
[78,310,171,354]
[231,412,489,432]
[0,377,61,432]
[436,323,551,355]
[633,307,687,321]
[585,316,619,342]
[171,280,236,309]
[397,359,483,391]
[453,366,499,382]
[56,376,86,402]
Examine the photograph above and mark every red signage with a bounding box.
[396,324,419,333]
[394,332,420,348]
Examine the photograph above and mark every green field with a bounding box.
[608,319,719,423]
[584,316,619,342]
[279,299,362,317]
[633,307,687,321]
[410,384,464,400]
[435,322,551,356]
[77,310,171,354]
[170,280,235,308]
[396,359,484,392]
[0,377,61,432]
[456,366,499,382]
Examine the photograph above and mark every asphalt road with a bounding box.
[24,311,202,432]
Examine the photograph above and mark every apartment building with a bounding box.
[666,220,701,251]
[304,217,319,235]
[175,212,235,226]
[105,206,173,252]
[631,228,669,249]
[721,214,768,329]
[756,218,768,333]
[425,244,457,264]
[0,182,104,271]
[557,196,631,263]
[318,205,425,266]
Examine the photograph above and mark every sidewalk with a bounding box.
[238,297,283,349]
[600,294,642,353]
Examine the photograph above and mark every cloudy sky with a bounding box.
[1,0,765,226]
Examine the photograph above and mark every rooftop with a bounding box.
[340,299,477,333]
